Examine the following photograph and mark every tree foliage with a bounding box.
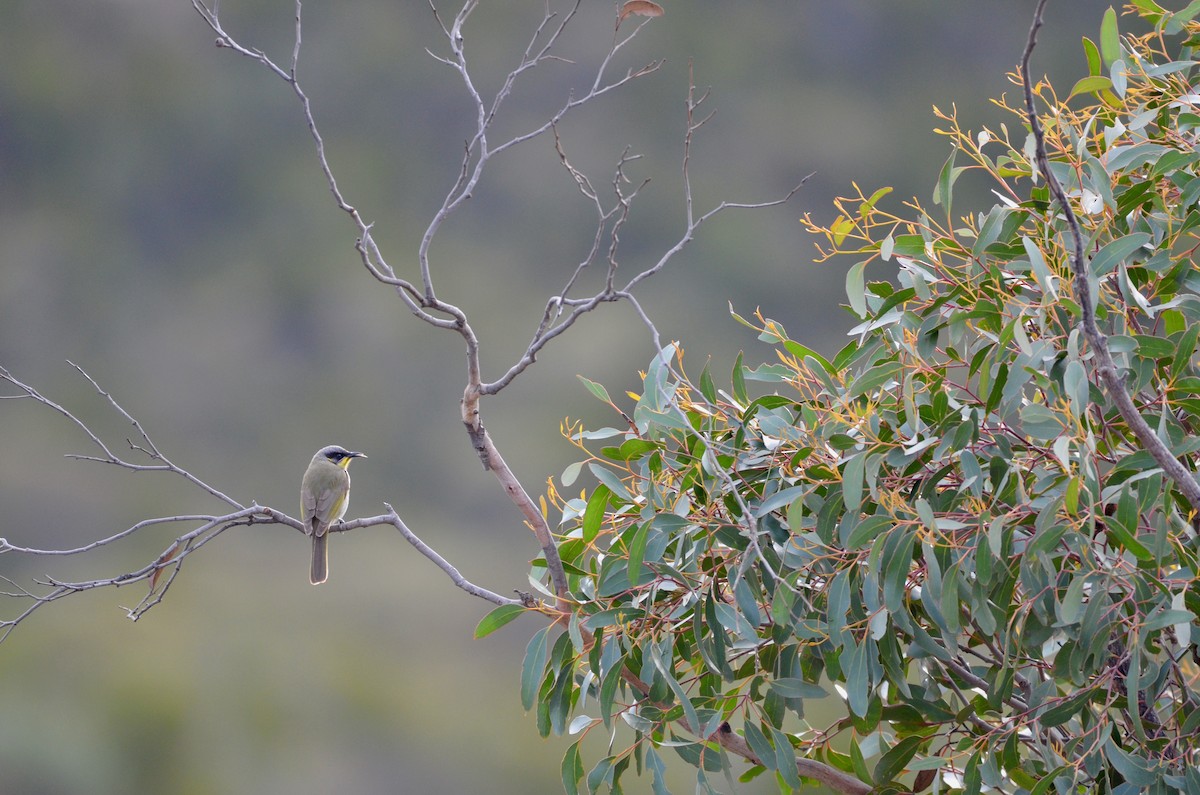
[495,5,1200,792]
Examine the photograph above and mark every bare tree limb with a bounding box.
[0,364,516,640]
[188,1,805,615]
[1020,0,1200,515]
[380,503,519,607]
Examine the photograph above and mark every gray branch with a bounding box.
[1021,0,1200,514]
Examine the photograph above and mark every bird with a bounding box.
[301,444,366,585]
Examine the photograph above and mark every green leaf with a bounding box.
[650,644,701,735]
[521,626,552,711]
[548,653,575,736]
[1135,334,1175,361]
[609,438,658,461]
[1108,486,1154,562]
[881,526,917,613]
[1103,734,1159,787]
[933,145,958,217]
[628,521,650,587]
[754,484,809,518]
[859,185,893,216]
[578,375,612,404]
[732,351,749,406]
[732,574,762,627]
[646,747,670,795]
[597,556,635,597]
[581,484,610,544]
[770,725,802,791]
[1039,688,1094,727]
[586,756,615,794]
[1067,75,1114,101]
[1099,6,1120,66]
[474,604,526,638]
[846,360,902,400]
[873,735,923,786]
[842,453,866,512]
[846,260,868,318]
[849,736,871,786]
[1089,233,1151,277]
[588,464,634,502]
[768,678,828,700]
[562,741,584,795]
[698,361,718,404]
[1023,235,1057,298]
[1164,0,1200,33]
[845,635,876,718]
[880,234,895,261]
[844,513,894,549]
[743,722,776,770]
[599,663,624,730]
[1082,36,1102,76]
[830,214,855,246]
[1028,767,1070,795]
[584,607,647,631]
[1172,323,1200,378]
[781,340,836,374]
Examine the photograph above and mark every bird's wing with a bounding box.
[302,485,341,536]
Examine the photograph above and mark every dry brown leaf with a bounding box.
[149,540,182,592]
[617,1,664,28]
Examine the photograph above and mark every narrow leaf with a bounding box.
[588,464,634,502]
[577,375,612,404]
[1099,6,1120,66]
[768,678,828,700]
[562,741,584,795]
[846,260,868,318]
[873,735,923,785]
[1067,75,1114,101]
[934,146,957,217]
[770,725,803,791]
[474,604,526,638]
[628,521,650,587]
[521,626,552,711]
[743,722,776,770]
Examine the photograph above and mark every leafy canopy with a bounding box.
[480,5,1200,793]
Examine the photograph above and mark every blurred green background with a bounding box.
[1,2,1119,792]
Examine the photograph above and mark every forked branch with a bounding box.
[0,364,515,642]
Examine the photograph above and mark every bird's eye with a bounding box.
[326,452,341,461]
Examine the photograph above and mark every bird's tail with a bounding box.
[310,531,329,585]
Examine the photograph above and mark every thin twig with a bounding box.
[383,504,520,606]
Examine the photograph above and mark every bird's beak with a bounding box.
[350,451,367,459]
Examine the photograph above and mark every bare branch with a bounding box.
[381,504,520,607]
[1,505,269,641]
[1020,0,1200,514]
[483,71,809,396]
[190,0,418,301]
[0,366,520,641]
[2,363,245,511]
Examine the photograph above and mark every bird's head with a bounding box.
[313,444,367,469]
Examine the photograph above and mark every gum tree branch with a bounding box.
[190,1,803,615]
[1020,0,1200,514]
[187,0,667,608]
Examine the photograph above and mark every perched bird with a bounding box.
[301,445,366,585]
